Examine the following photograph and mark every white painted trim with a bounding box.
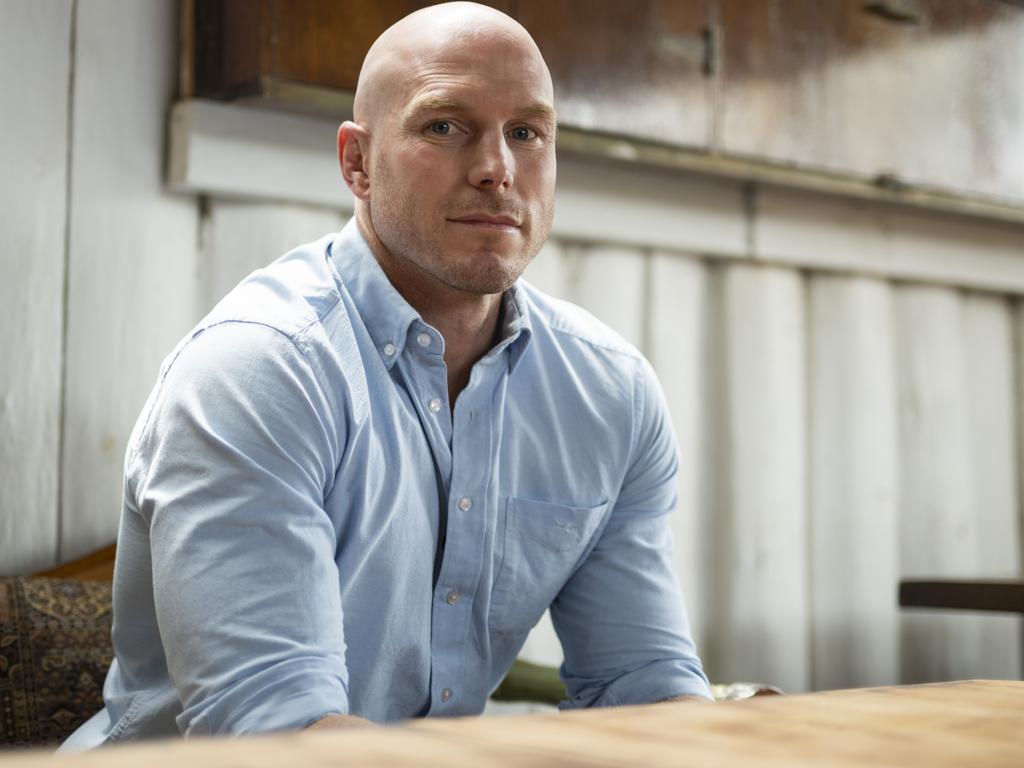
[169,99,354,210]
[167,99,748,256]
[755,189,1024,295]
[168,99,1024,294]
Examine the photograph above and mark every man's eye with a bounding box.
[429,121,452,135]
[509,126,538,141]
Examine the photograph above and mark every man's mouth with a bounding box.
[448,214,521,230]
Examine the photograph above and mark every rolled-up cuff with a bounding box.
[178,656,350,736]
[559,659,712,710]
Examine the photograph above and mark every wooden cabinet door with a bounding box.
[193,0,512,98]
[189,0,1024,202]
[717,0,1024,200]
[516,0,715,148]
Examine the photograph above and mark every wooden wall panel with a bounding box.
[961,295,1021,680]
[647,252,719,657]
[808,275,899,690]
[717,264,809,693]
[894,287,1020,683]
[60,0,202,560]
[895,286,971,684]
[719,0,1024,201]
[563,245,647,351]
[522,239,569,301]
[200,201,347,314]
[0,0,72,573]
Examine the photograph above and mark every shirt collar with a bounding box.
[328,220,419,369]
[327,219,533,373]
[492,280,533,374]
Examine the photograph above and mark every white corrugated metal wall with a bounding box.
[2,0,1021,698]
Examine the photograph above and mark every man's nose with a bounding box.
[467,132,513,190]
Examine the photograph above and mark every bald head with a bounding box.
[337,1,557,300]
[353,2,552,129]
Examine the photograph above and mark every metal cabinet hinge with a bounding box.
[658,24,720,77]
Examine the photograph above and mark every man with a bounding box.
[64,1,709,747]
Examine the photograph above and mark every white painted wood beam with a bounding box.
[901,286,995,684]
[59,0,201,560]
[808,275,900,689]
[717,264,810,693]
[563,245,647,352]
[0,0,73,572]
[647,252,718,659]
[962,294,1022,680]
[521,238,569,301]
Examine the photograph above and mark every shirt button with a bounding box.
[441,688,453,703]
[428,398,442,413]
[382,342,396,356]
[446,589,460,605]
[457,496,472,512]
[417,332,432,347]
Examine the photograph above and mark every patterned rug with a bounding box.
[0,577,112,748]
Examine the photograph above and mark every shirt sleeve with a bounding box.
[129,320,350,736]
[550,356,712,709]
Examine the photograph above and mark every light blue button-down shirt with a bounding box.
[64,220,709,747]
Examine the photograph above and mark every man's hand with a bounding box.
[659,694,712,704]
[307,713,378,730]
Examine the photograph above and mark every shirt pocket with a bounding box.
[489,496,609,635]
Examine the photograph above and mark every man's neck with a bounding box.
[357,213,503,410]
[423,296,502,410]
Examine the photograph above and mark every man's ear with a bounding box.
[338,121,371,201]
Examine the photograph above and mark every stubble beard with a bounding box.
[369,164,551,296]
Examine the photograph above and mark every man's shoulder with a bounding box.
[133,235,355,475]
[200,233,344,342]
[150,233,357,413]
[517,278,643,365]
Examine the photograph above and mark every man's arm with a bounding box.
[136,322,353,735]
[550,357,712,708]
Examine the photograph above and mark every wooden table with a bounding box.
[3,680,1021,767]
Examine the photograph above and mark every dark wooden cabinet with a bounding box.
[516,0,714,148]
[188,0,1024,203]
[192,0,511,99]
[717,0,1024,200]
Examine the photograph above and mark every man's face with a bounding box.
[365,34,556,296]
